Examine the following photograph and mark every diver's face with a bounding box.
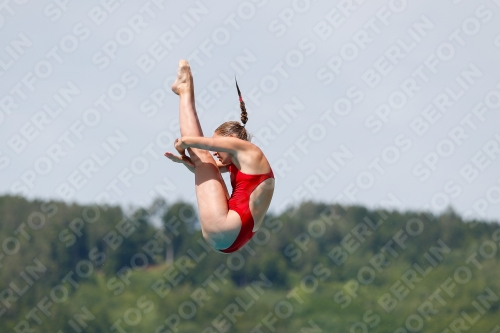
[213,133,232,165]
[213,151,231,164]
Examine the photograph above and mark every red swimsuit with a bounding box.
[219,164,274,253]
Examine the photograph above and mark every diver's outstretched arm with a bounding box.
[175,136,250,154]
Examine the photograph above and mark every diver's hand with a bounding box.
[164,152,194,167]
[174,138,187,156]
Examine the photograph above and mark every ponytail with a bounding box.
[213,79,251,141]
[235,78,247,126]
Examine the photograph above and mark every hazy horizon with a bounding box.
[1,0,500,222]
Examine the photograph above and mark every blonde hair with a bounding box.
[215,121,250,141]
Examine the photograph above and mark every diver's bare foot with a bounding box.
[171,60,193,95]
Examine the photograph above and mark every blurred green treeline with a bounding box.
[0,195,499,333]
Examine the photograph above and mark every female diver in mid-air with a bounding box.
[164,60,275,253]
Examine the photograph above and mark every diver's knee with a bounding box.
[189,149,213,166]
[195,157,217,169]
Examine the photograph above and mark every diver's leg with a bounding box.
[171,60,236,247]
[171,60,203,138]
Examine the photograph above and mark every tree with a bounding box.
[161,201,199,263]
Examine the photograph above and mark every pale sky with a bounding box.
[1,0,500,222]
